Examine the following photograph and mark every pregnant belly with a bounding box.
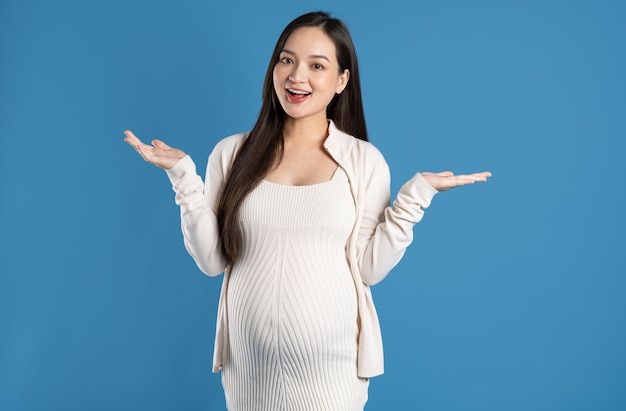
[227,242,358,361]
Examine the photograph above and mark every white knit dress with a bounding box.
[221,167,369,410]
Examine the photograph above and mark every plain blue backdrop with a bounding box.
[1,0,624,410]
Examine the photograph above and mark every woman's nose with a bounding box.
[288,63,307,82]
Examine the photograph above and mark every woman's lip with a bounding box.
[286,89,310,103]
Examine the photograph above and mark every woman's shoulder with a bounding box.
[209,131,249,159]
[352,136,385,158]
[213,131,248,151]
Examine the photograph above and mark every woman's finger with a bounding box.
[463,172,492,182]
[123,130,141,145]
[124,131,150,156]
[152,139,171,150]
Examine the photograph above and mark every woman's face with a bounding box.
[273,26,349,123]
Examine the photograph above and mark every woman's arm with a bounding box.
[356,149,490,286]
[124,130,228,276]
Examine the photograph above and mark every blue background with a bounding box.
[1,0,624,410]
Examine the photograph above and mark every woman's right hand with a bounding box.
[124,130,187,170]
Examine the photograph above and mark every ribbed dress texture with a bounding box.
[221,168,369,410]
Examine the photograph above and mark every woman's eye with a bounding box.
[312,63,323,70]
[280,57,293,64]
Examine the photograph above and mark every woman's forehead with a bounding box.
[282,27,337,61]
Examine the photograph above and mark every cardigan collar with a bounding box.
[323,120,358,163]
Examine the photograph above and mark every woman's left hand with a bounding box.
[421,171,492,192]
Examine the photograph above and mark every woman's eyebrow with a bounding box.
[281,48,331,62]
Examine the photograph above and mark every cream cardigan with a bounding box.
[165,121,438,378]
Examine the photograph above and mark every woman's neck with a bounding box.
[282,117,329,147]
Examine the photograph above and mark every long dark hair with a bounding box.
[217,11,368,265]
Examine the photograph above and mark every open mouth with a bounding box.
[287,88,311,97]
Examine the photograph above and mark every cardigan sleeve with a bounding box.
[356,149,438,285]
[164,137,241,277]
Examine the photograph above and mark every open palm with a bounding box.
[421,171,492,191]
[124,130,186,170]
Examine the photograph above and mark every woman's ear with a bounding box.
[336,69,350,94]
